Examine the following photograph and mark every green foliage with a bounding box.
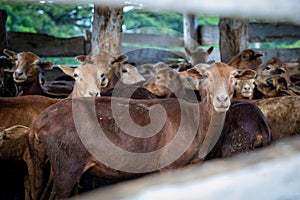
[0,2,93,37]
[197,14,219,25]
[123,9,183,35]
[1,3,219,37]
[123,10,220,34]
[249,41,300,49]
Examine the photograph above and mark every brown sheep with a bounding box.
[29,62,242,199]
[254,96,300,140]
[184,46,214,65]
[255,57,300,97]
[0,125,31,200]
[228,49,263,70]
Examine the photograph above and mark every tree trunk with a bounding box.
[0,9,8,56]
[183,13,198,51]
[218,18,249,63]
[91,5,123,57]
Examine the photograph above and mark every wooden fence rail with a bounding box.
[2,22,300,63]
[7,31,89,57]
[198,22,300,45]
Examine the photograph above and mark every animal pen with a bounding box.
[0,0,300,199]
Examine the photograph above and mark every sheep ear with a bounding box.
[167,70,177,81]
[58,65,75,78]
[3,49,17,58]
[254,53,263,59]
[236,69,257,80]
[113,55,128,64]
[184,47,192,56]
[3,49,17,59]
[277,67,287,74]
[75,55,88,63]
[39,61,54,70]
[207,46,214,55]
[187,68,203,80]
[187,65,209,80]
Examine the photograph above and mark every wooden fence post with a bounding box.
[183,13,198,51]
[218,17,249,63]
[0,9,8,56]
[92,5,123,57]
[85,29,92,55]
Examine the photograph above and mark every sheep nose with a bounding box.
[244,86,250,91]
[15,71,24,77]
[217,95,229,103]
[89,92,99,97]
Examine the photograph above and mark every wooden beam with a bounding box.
[122,33,184,48]
[84,29,92,55]
[197,25,219,46]
[123,48,184,66]
[218,17,249,63]
[198,22,300,46]
[249,22,300,42]
[0,9,8,56]
[257,48,300,62]
[7,31,86,57]
[92,6,123,56]
[200,48,300,63]
[183,13,198,50]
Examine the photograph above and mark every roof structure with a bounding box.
[2,0,300,24]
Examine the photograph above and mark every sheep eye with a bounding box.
[74,73,79,78]
[264,66,271,70]
[202,73,208,79]
[266,78,273,85]
[122,69,128,73]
